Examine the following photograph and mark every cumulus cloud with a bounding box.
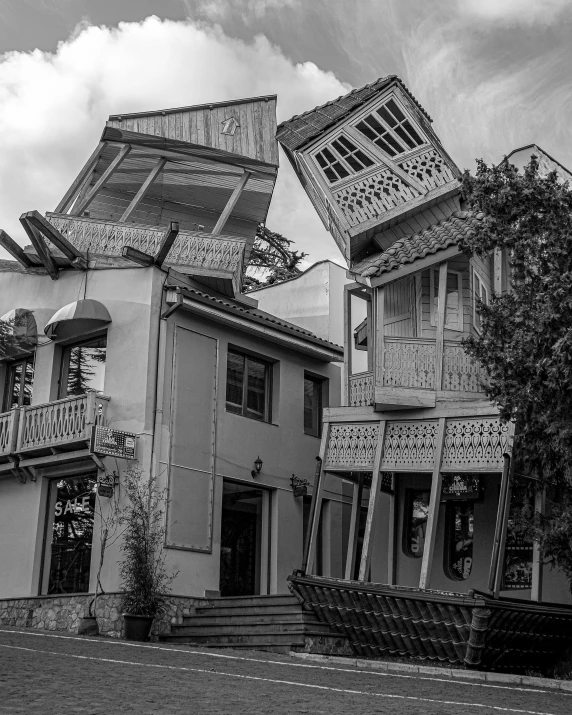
[0,16,348,263]
[191,0,299,21]
[459,0,572,26]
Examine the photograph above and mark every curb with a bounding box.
[289,652,572,692]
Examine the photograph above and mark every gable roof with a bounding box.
[276,75,432,152]
[107,94,277,121]
[352,211,484,278]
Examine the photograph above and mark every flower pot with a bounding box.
[123,613,154,641]
[78,616,99,636]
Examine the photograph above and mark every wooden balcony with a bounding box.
[46,213,246,296]
[16,393,109,456]
[0,409,20,460]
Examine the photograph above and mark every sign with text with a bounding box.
[441,474,481,500]
[90,426,136,460]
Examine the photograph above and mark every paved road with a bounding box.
[0,627,570,715]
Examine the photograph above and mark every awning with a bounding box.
[0,308,37,357]
[44,299,111,340]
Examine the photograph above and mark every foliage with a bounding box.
[458,155,572,589]
[66,345,106,396]
[118,467,176,617]
[0,316,33,359]
[243,223,306,291]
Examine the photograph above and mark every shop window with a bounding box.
[403,489,430,558]
[355,98,424,158]
[445,501,474,580]
[430,269,463,330]
[473,271,489,332]
[226,349,272,422]
[42,474,96,594]
[2,354,34,410]
[304,375,324,437]
[59,335,107,398]
[315,135,374,184]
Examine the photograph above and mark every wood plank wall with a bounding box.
[384,276,415,337]
[419,255,472,340]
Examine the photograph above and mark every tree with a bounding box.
[243,223,307,291]
[458,155,572,588]
[0,315,32,359]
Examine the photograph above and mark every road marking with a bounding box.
[0,628,566,697]
[0,643,557,715]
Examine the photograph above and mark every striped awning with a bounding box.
[44,299,111,340]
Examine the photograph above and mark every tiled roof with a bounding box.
[177,285,344,355]
[353,211,485,278]
[276,75,431,152]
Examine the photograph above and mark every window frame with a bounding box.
[58,333,107,399]
[429,268,464,331]
[353,97,427,160]
[472,270,489,333]
[225,348,273,423]
[2,353,35,411]
[311,130,377,186]
[303,374,324,438]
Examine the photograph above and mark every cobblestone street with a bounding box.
[0,628,570,715]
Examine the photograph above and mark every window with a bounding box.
[355,98,424,158]
[59,335,107,398]
[430,269,463,330]
[226,349,271,422]
[445,501,474,580]
[304,376,323,437]
[315,135,374,184]
[403,489,430,558]
[473,271,489,332]
[2,354,34,410]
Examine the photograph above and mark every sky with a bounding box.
[0,0,571,266]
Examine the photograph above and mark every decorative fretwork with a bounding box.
[442,343,488,393]
[17,394,109,453]
[383,339,436,389]
[333,169,419,227]
[441,418,511,471]
[0,410,17,456]
[326,423,380,469]
[381,421,438,471]
[398,149,456,192]
[47,213,246,273]
[349,372,374,407]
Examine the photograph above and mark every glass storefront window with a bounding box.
[43,475,96,594]
[445,501,474,580]
[404,490,430,558]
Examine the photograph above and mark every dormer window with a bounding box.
[315,135,374,184]
[355,98,425,158]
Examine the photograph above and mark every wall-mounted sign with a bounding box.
[290,475,308,498]
[441,474,481,500]
[90,426,136,460]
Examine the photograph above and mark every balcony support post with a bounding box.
[387,473,397,585]
[532,484,546,602]
[358,421,386,580]
[375,286,385,388]
[19,217,58,280]
[119,158,167,223]
[303,423,331,576]
[344,473,364,580]
[55,141,107,214]
[435,261,448,390]
[73,144,131,216]
[211,170,251,236]
[343,286,353,406]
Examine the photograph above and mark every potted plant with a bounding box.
[118,467,175,641]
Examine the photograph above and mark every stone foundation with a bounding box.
[0,593,207,639]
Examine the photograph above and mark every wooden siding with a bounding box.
[384,276,414,337]
[107,97,279,166]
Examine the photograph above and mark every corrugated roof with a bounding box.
[353,211,484,278]
[276,75,432,152]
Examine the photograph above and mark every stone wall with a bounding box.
[0,593,207,638]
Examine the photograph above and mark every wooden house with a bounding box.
[277,76,572,670]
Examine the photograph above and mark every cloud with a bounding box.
[459,0,572,26]
[190,0,299,21]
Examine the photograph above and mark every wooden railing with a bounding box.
[17,393,110,453]
[443,341,488,393]
[349,372,374,407]
[0,409,19,457]
[383,337,437,389]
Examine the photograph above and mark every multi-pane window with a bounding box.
[445,501,474,581]
[2,355,34,410]
[403,490,430,558]
[473,271,489,332]
[59,336,107,398]
[430,269,463,330]
[315,135,374,184]
[356,98,424,158]
[226,350,271,422]
[303,376,323,437]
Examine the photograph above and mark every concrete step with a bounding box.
[160,632,307,648]
[171,622,334,637]
[202,595,298,609]
[183,612,319,626]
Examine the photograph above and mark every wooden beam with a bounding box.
[119,158,167,223]
[211,170,251,235]
[375,286,385,387]
[19,217,58,280]
[55,141,106,214]
[387,473,397,585]
[154,222,180,267]
[343,286,352,406]
[531,484,546,602]
[73,144,131,216]
[303,424,330,575]
[358,421,386,580]
[344,474,364,579]
[24,211,87,269]
[434,261,448,390]
[0,229,33,268]
[121,245,155,267]
[418,416,447,589]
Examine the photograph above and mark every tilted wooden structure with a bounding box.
[278,76,572,669]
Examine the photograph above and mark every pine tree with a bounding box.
[243,223,307,291]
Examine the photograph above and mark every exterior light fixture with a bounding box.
[251,456,263,478]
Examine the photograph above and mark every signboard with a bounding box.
[441,474,481,500]
[96,471,117,498]
[90,426,136,460]
[290,475,308,498]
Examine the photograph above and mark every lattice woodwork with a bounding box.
[349,372,374,407]
[441,418,511,471]
[383,339,436,389]
[47,214,245,273]
[333,169,419,227]
[0,410,16,456]
[442,344,487,393]
[381,421,438,471]
[398,149,456,192]
[325,423,380,469]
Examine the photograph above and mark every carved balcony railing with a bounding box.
[383,337,437,389]
[0,409,19,458]
[349,371,374,407]
[442,342,488,393]
[16,393,109,454]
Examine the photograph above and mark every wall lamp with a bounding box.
[251,456,263,478]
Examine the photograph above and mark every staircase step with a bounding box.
[183,612,319,626]
[160,632,306,648]
[171,622,333,637]
[202,595,298,609]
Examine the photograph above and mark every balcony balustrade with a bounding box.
[349,372,374,407]
[0,409,19,458]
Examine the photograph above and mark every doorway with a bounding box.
[219,480,270,597]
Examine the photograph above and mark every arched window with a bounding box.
[403,489,430,558]
[445,501,474,580]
